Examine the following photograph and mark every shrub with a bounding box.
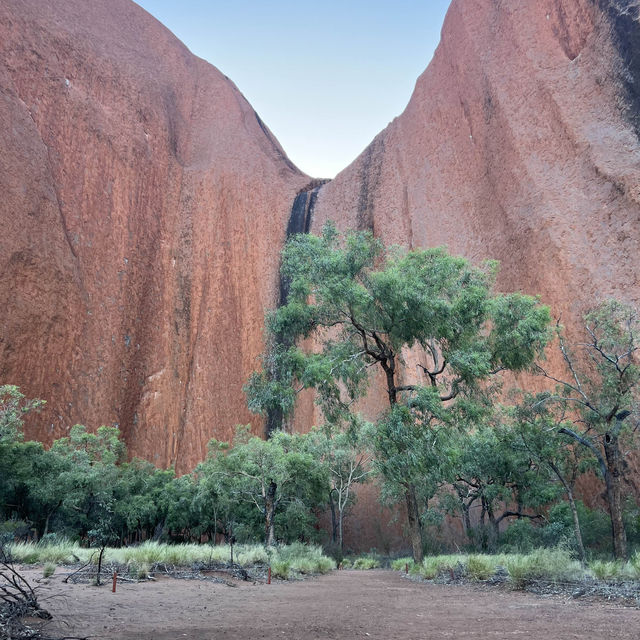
[466,555,495,581]
[135,563,150,580]
[42,562,56,578]
[271,560,290,579]
[499,520,544,553]
[548,502,612,553]
[505,548,581,589]
[352,556,381,570]
[391,557,413,572]
[589,560,624,581]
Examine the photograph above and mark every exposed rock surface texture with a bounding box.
[0,0,308,470]
[2,0,640,483]
[309,0,640,545]
[313,0,640,327]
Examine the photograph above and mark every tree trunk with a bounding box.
[603,431,628,560]
[549,461,586,563]
[264,480,277,546]
[458,497,471,536]
[486,500,498,552]
[566,487,586,563]
[405,483,423,563]
[328,491,338,545]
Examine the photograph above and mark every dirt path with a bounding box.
[31,569,640,639]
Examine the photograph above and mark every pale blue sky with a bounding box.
[134,1,451,178]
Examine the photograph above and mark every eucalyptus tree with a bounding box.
[246,223,550,561]
[536,301,640,559]
[509,396,590,561]
[308,420,373,551]
[203,428,328,546]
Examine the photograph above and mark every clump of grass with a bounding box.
[589,559,624,581]
[391,557,413,572]
[135,563,150,580]
[352,556,381,570]
[270,543,335,575]
[411,554,461,580]
[630,551,640,578]
[42,562,56,578]
[416,557,441,579]
[506,548,581,589]
[466,555,495,581]
[271,560,290,579]
[10,540,83,565]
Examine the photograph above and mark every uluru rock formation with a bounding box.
[2,0,640,479]
[313,0,640,317]
[0,0,309,471]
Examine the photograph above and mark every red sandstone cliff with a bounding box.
[308,0,640,547]
[0,0,309,471]
[313,0,640,323]
[3,0,640,484]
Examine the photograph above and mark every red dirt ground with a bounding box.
[29,569,640,639]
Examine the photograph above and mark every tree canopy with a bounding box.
[246,223,551,561]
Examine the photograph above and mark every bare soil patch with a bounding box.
[19,568,640,639]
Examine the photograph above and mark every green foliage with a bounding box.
[505,548,581,588]
[246,224,550,561]
[42,562,56,578]
[247,223,550,424]
[374,402,447,504]
[271,559,290,579]
[351,555,381,570]
[466,554,495,580]
[547,501,612,553]
[589,559,624,581]
[198,427,329,545]
[0,385,45,444]
[390,557,413,571]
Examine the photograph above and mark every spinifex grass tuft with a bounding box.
[9,540,334,578]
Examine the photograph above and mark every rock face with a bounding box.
[313,0,640,326]
[0,0,309,471]
[308,0,640,548]
[2,0,640,492]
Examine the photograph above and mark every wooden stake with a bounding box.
[112,571,117,593]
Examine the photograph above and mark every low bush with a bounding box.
[466,555,495,581]
[589,559,625,581]
[391,557,413,572]
[505,548,581,588]
[271,560,290,579]
[352,556,381,570]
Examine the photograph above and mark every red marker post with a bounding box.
[267,567,271,585]
[112,571,117,593]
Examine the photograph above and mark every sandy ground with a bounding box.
[21,568,640,640]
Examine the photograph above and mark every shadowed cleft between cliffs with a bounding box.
[266,180,330,437]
